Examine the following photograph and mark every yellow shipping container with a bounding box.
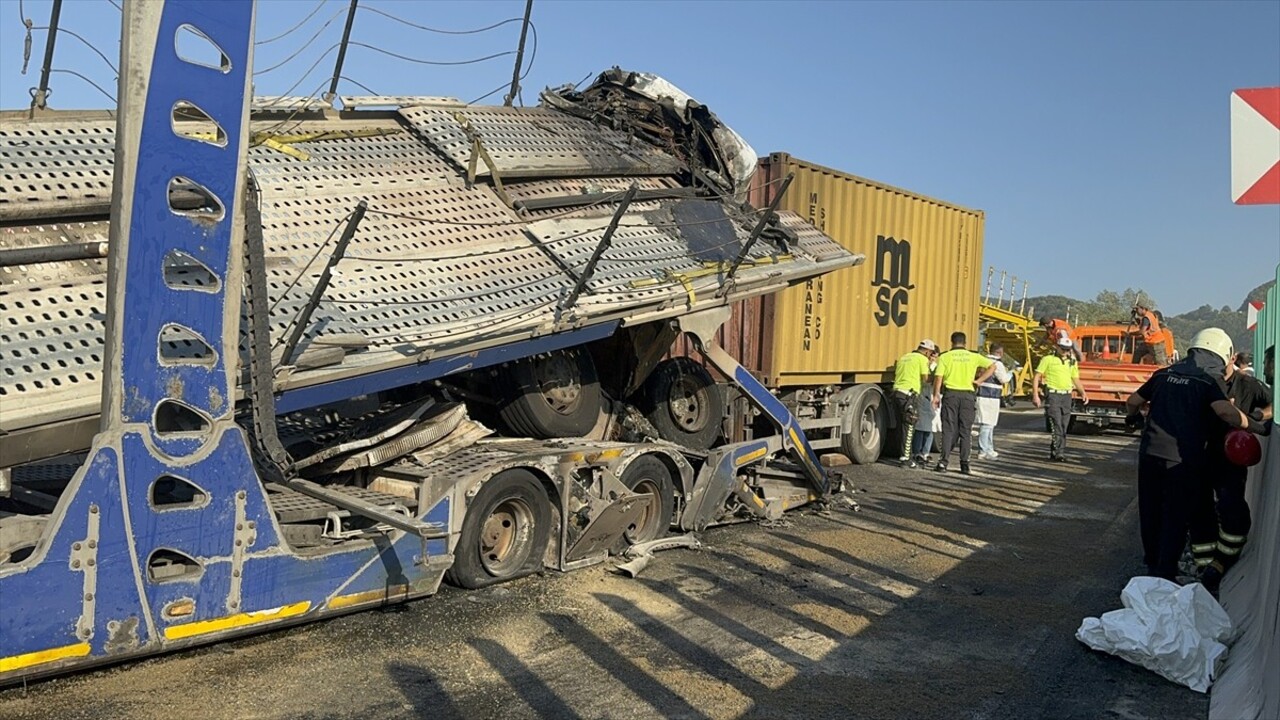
[753,153,985,387]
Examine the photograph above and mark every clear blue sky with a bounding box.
[3,0,1278,314]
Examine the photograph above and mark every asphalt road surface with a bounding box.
[0,409,1209,719]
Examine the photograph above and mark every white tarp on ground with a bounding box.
[1077,576,1233,693]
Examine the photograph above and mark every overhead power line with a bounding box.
[357,4,524,35]
[256,0,329,46]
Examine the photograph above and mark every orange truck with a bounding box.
[1068,322,1174,430]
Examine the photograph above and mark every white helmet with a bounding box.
[1188,328,1233,365]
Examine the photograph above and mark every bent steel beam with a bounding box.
[677,308,828,497]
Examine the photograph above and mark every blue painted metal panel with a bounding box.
[0,448,154,658]
[0,1,448,681]
[729,363,828,494]
[117,2,254,442]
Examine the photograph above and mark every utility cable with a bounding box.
[28,25,117,74]
[47,68,115,103]
[358,6,524,35]
[335,74,379,96]
[253,7,346,76]
[341,41,513,67]
[467,21,538,105]
[256,0,328,45]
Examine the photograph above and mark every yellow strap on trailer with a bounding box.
[181,128,402,161]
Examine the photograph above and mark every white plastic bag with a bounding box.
[1076,576,1233,693]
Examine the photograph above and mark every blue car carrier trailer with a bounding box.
[0,1,860,681]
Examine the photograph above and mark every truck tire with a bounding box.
[499,348,602,438]
[636,358,723,450]
[613,455,675,553]
[1068,416,1103,435]
[446,469,551,589]
[838,385,886,465]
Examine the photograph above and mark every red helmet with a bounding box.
[1224,429,1263,467]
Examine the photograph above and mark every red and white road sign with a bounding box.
[1231,87,1280,205]
[1246,300,1264,331]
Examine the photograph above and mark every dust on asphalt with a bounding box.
[0,410,1209,719]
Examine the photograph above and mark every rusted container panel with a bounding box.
[676,153,984,388]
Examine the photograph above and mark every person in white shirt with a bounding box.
[909,359,942,467]
[976,344,1013,460]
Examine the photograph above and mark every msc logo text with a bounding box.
[872,235,914,328]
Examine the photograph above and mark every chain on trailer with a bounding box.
[242,177,292,484]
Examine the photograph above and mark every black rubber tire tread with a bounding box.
[839,386,886,465]
[612,455,676,554]
[445,469,552,589]
[636,357,724,450]
[499,348,602,439]
[1068,416,1104,435]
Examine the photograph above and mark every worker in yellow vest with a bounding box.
[891,339,939,467]
[931,331,997,474]
[1033,337,1090,461]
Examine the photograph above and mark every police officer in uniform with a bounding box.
[891,339,938,467]
[1124,328,1260,582]
[1192,351,1273,593]
[1032,337,1089,461]
[932,331,997,475]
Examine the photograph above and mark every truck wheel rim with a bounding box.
[860,404,880,447]
[625,478,661,543]
[532,354,581,415]
[479,497,534,575]
[668,377,708,430]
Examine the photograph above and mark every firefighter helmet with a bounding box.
[1188,328,1233,366]
[1224,429,1262,467]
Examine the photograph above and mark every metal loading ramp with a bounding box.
[0,102,862,464]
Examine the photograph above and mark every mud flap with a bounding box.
[564,493,652,563]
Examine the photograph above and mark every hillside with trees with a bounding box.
[1023,280,1274,353]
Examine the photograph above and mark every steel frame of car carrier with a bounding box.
[0,1,839,682]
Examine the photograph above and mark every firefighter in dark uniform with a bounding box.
[1192,351,1273,593]
[1124,328,1260,582]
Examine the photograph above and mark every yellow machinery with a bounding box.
[978,269,1041,397]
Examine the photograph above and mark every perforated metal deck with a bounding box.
[399,106,683,179]
[0,119,115,220]
[264,483,417,524]
[0,107,861,449]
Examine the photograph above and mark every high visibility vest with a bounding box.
[1138,310,1162,343]
[978,356,1005,399]
[1046,319,1073,345]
